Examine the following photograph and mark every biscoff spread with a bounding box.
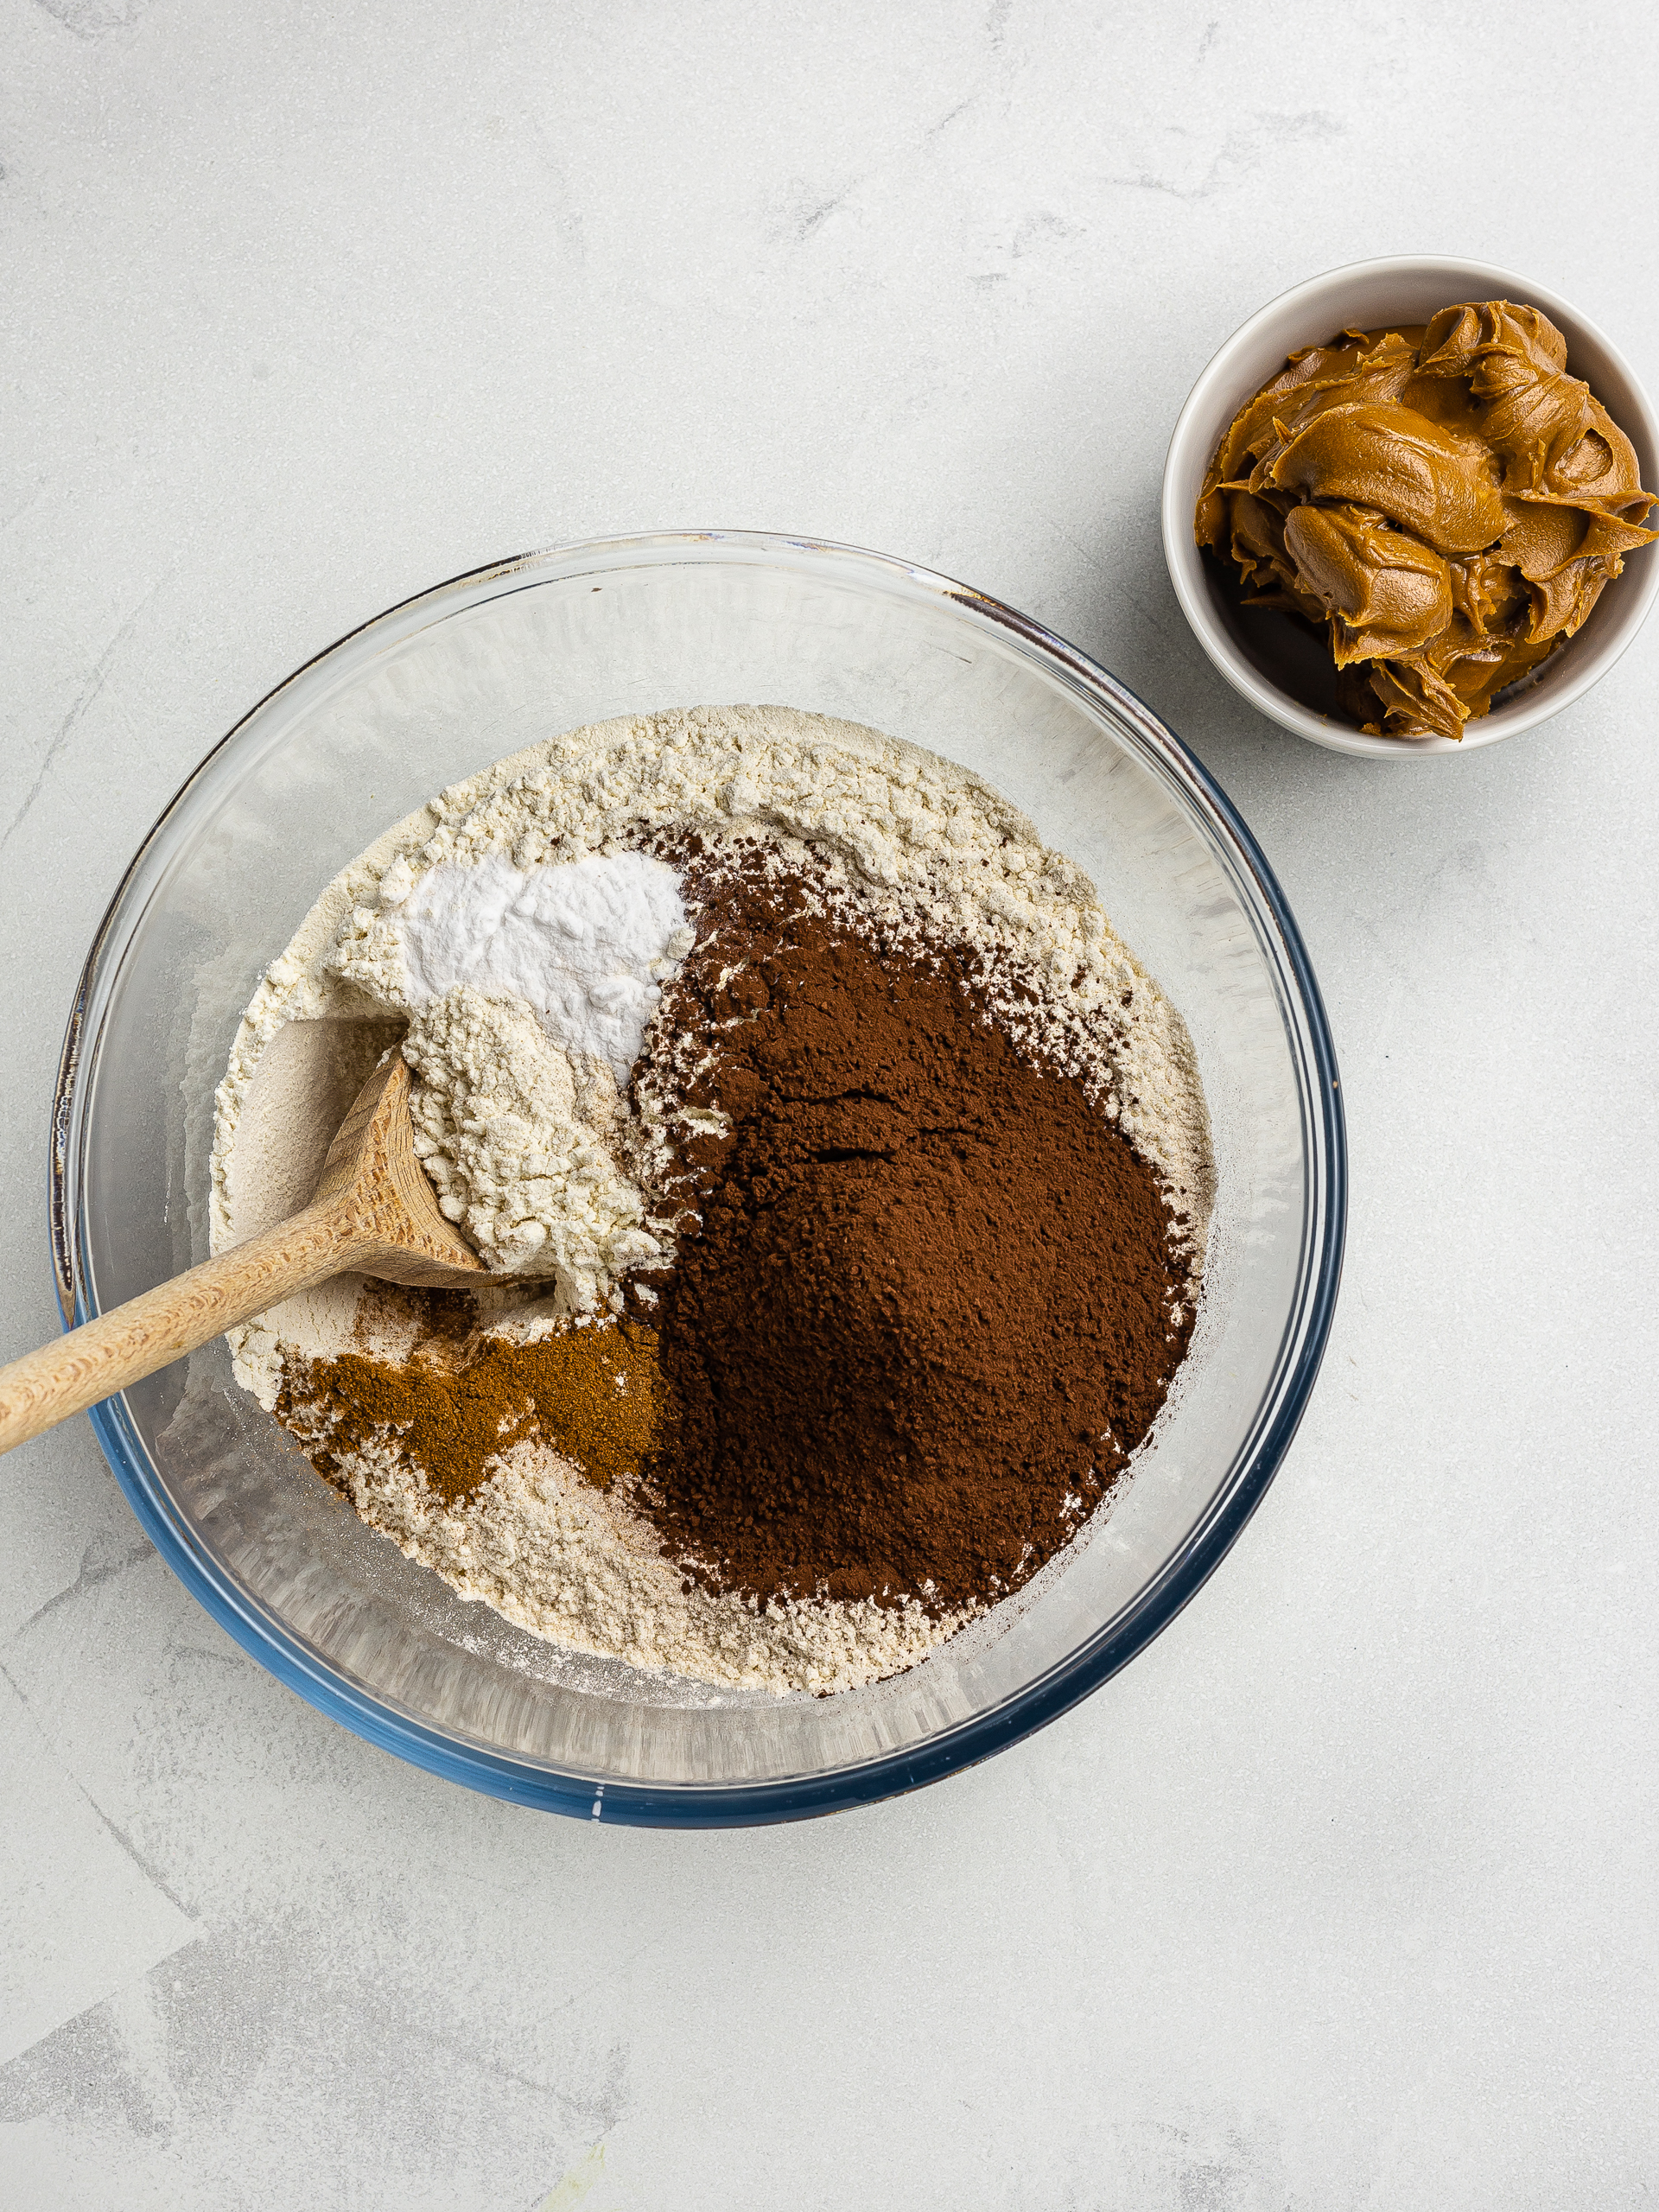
[1196,299,1657,740]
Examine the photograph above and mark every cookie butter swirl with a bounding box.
[1196,301,1657,740]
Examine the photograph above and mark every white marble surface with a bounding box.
[3,2,1656,2203]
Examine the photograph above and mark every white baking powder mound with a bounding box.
[392,848,690,1078]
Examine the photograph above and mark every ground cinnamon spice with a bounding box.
[632,858,1194,1615]
[278,1297,663,1503]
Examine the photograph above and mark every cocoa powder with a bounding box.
[632,857,1193,1615]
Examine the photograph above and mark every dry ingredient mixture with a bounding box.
[214,707,1213,1694]
[1196,298,1657,741]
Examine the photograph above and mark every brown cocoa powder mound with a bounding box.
[634,858,1194,1616]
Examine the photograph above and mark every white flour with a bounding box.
[321,1426,966,1698]
[381,850,692,1300]
[402,986,666,1297]
[213,704,1214,1696]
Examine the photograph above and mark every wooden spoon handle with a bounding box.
[0,1200,361,1457]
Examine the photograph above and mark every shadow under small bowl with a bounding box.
[1161,255,1659,759]
[54,532,1344,1825]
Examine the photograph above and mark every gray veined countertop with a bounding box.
[2,2,1656,2205]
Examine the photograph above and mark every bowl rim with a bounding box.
[51,530,1348,1826]
[1161,253,1659,759]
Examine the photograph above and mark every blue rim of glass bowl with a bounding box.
[50,530,1346,1827]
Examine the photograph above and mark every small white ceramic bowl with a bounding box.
[1161,255,1659,758]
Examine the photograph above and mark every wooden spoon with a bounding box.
[0,1055,485,1457]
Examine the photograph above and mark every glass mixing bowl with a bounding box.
[53,532,1344,1825]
